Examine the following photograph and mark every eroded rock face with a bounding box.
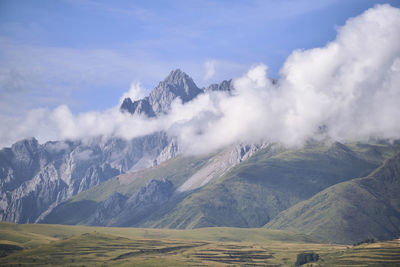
[0,132,176,223]
[130,178,174,205]
[85,179,174,227]
[177,142,269,192]
[86,192,128,226]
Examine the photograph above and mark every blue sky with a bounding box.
[1,0,399,114]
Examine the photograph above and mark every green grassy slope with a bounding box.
[150,141,400,229]
[42,154,212,225]
[41,141,400,233]
[1,222,399,266]
[0,222,314,245]
[266,153,400,244]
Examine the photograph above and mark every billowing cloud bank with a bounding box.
[1,4,400,154]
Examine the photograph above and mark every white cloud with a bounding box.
[204,60,216,80]
[172,4,400,153]
[74,149,94,161]
[45,141,70,153]
[0,37,185,115]
[0,36,246,115]
[1,4,400,155]
[119,82,146,104]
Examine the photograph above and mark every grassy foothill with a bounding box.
[0,222,399,266]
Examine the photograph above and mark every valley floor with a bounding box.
[0,222,399,266]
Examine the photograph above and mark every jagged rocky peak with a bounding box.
[10,137,42,173]
[120,98,156,117]
[148,69,202,114]
[11,137,39,155]
[205,79,234,93]
[120,69,240,117]
[163,69,194,86]
[120,69,202,117]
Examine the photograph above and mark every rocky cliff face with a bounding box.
[177,142,269,192]
[85,192,127,226]
[85,179,174,226]
[0,132,175,223]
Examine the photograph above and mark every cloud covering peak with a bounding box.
[1,4,400,154]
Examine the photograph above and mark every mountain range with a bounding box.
[1,69,399,244]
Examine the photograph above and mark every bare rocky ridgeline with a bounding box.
[0,70,238,224]
[0,133,173,223]
[120,69,233,117]
[85,178,174,226]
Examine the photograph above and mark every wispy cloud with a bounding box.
[1,4,399,154]
[119,82,146,104]
[1,0,381,117]
[204,60,216,81]
[0,37,177,114]
[0,34,248,115]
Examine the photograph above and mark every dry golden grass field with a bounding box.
[0,222,399,266]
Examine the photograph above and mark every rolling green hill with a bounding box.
[266,153,400,244]
[148,141,400,229]
[0,222,315,245]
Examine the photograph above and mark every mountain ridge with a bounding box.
[266,152,400,244]
[120,69,233,117]
[39,140,400,245]
[2,69,400,246]
[0,70,236,224]
[0,132,174,223]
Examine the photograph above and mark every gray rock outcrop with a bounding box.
[204,79,234,94]
[85,178,174,226]
[120,69,203,117]
[85,192,127,226]
[0,132,175,223]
